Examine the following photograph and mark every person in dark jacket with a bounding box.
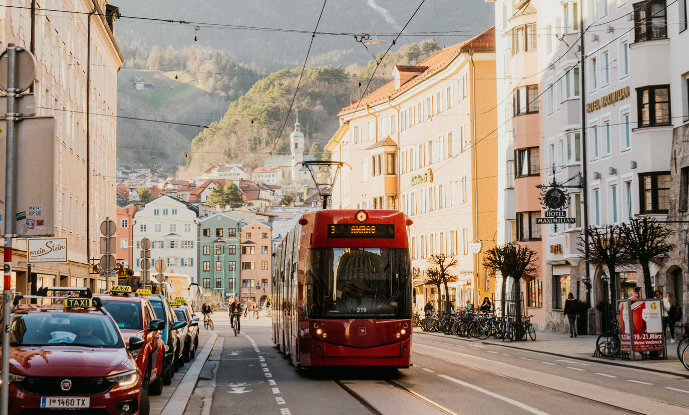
[424,299,435,315]
[479,297,492,313]
[563,293,578,337]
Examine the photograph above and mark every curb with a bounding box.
[162,333,219,415]
[414,330,689,379]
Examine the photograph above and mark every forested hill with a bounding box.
[113,0,494,70]
[176,40,444,179]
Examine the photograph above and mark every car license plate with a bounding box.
[41,397,90,408]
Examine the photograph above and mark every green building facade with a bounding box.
[197,213,242,300]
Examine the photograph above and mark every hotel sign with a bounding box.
[586,86,630,113]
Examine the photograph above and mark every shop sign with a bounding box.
[619,299,664,353]
[586,86,630,113]
[27,238,67,263]
[410,169,433,186]
[536,177,579,225]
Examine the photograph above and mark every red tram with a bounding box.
[272,209,412,368]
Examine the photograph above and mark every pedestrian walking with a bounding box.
[563,293,578,338]
[424,299,434,316]
[667,293,681,343]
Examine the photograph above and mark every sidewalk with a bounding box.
[480,330,688,377]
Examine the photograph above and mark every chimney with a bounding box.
[105,5,120,33]
[393,65,428,89]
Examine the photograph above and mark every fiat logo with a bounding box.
[60,379,72,391]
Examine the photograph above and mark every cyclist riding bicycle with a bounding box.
[201,302,213,322]
[229,298,243,333]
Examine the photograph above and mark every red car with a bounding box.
[97,287,166,396]
[7,287,147,415]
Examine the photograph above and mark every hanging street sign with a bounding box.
[535,176,580,225]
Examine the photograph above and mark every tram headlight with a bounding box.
[316,328,322,335]
[401,329,406,335]
[396,333,401,339]
[322,333,327,339]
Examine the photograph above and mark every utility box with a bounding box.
[0,116,56,237]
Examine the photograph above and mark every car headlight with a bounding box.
[0,373,26,385]
[106,370,138,386]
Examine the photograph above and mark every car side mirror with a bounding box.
[172,321,187,330]
[149,319,165,331]
[129,336,145,351]
[191,314,199,321]
[189,320,198,327]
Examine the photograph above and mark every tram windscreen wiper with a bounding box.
[371,291,400,319]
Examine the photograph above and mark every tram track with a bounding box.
[334,378,458,415]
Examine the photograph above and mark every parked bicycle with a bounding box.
[596,317,621,358]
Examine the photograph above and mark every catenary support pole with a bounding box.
[2,43,19,415]
[579,8,591,308]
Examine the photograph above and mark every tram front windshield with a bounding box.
[304,247,411,319]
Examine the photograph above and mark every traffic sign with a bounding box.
[100,219,116,237]
[100,237,116,254]
[471,243,482,254]
[140,249,150,258]
[155,259,166,273]
[140,237,152,250]
[0,47,37,92]
[141,258,151,270]
[99,254,116,270]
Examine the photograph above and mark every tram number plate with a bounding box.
[327,224,395,239]
[41,397,90,408]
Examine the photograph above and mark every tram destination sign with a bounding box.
[327,224,395,239]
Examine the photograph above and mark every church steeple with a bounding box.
[290,109,305,182]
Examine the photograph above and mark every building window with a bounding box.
[446,85,453,109]
[229,261,236,271]
[169,240,178,249]
[172,208,178,215]
[216,228,224,237]
[590,57,597,91]
[634,0,667,42]
[184,223,192,232]
[427,140,433,165]
[565,67,580,99]
[625,181,634,220]
[566,133,581,164]
[681,0,688,31]
[513,85,539,116]
[591,124,599,159]
[262,261,269,270]
[553,275,570,309]
[262,279,269,288]
[353,124,361,143]
[153,209,159,216]
[229,245,236,255]
[216,261,222,272]
[242,279,254,288]
[242,262,256,270]
[637,85,671,127]
[528,279,542,308]
[120,238,128,249]
[594,189,600,225]
[162,209,169,216]
[386,153,396,175]
[215,278,222,288]
[203,278,210,289]
[121,219,128,228]
[610,185,618,223]
[515,147,540,177]
[203,228,210,237]
[262,246,268,254]
[215,245,222,255]
[621,41,629,77]
[603,52,610,85]
[621,112,631,150]
[246,232,252,239]
[242,246,256,255]
[517,211,542,241]
[229,228,237,237]
[368,121,374,141]
[203,245,210,255]
[391,114,397,134]
[569,193,582,228]
[603,121,611,155]
[511,23,537,54]
[154,224,162,233]
[139,224,147,232]
[640,172,671,213]
[203,261,210,272]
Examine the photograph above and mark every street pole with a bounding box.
[579,5,591,308]
[2,43,18,415]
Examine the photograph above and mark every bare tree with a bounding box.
[578,224,628,306]
[427,254,459,313]
[619,217,675,299]
[424,268,443,306]
[482,243,539,340]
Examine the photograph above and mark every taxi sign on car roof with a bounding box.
[167,299,181,306]
[111,285,132,293]
[175,297,186,304]
[64,298,93,308]
[136,289,152,296]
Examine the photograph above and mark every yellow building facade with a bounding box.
[328,27,498,309]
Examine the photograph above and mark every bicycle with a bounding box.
[677,334,689,361]
[230,313,241,336]
[203,314,214,330]
[596,317,621,358]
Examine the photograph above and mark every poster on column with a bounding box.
[619,299,663,351]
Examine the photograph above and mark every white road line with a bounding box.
[518,357,534,361]
[470,348,481,351]
[502,354,510,356]
[272,388,281,394]
[556,359,589,366]
[596,373,616,378]
[265,373,272,378]
[268,380,277,385]
[422,368,435,373]
[541,362,556,366]
[486,351,499,354]
[627,380,652,385]
[263,368,270,372]
[276,397,286,404]
[665,387,689,394]
[567,367,585,371]
[439,375,549,415]
[280,409,292,415]
[261,363,267,367]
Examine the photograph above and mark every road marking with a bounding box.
[275,397,286,404]
[268,380,277,385]
[519,357,534,361]
[556,359,589,366]
[261,363,267,367]
[263,368,270,372]
[627,380,652,385]
[439,375,549,415]
[280,409,291,415]
[422,368,435,373]
[541,362,556,366]
[259,356,265,361]
[501,354,510,356]
[486,351,498,354]
[567,367,585,371]
[596,373,616,378]
[470,348,481,350]
[665,387,689,394]
[265,373,272,378]
[272,388,281,394]
[228,387,252,394]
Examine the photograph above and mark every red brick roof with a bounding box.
[341,27,495,113]
[253,166,280,173]
[188,179,228,202]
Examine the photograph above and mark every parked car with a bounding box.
[7,287,148,415]
[97,286,166,395]
[172,302,199,361]
[147,295,186,385]
[167,299,188,369]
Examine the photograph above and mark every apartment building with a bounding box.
[240,221,272,305]
[197,213,242,299]
[132,195,199,283]
[0,1,122,294]
[329,28,498,309]
[116,202,140,269]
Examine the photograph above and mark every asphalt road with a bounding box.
[201,316,689,415]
